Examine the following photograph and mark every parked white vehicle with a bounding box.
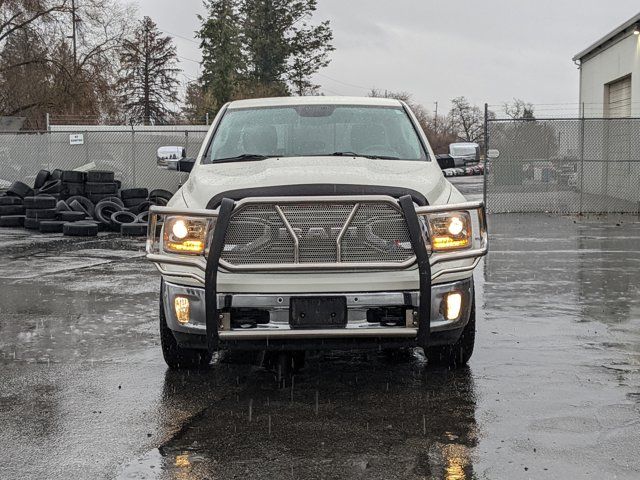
[449,142,480,167]
[147,96,487,371]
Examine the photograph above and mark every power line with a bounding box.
[176,54,201,64]
[158,27,201,46]
[315,72,371,91]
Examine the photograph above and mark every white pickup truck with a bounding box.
[147,96,487,372]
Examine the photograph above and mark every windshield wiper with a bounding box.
[212,154,272,163]
[329,151,400,160]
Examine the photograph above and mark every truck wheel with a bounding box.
[425,301,476,368]
[159,282,212,369]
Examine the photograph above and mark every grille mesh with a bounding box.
[221,201,415,267]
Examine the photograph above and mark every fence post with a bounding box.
[84,130,89,166]
[579,103,585,214]
[131,128,136,188]
[483,103,489,209]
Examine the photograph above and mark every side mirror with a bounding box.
[487,149,500,159]
[157,146,195,173]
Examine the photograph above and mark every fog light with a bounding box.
[174,296,190,324]
[445,292,462,320]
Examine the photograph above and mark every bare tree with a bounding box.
[368,89,458,154]
[504,98,535,119]
[0,0,68,44]
[449,96,484,143]
[0,0,132,128]
[119,16,180,124]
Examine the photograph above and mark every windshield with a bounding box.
[204,104,428,163]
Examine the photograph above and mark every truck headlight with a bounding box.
[424,211,471,251]
[162,216,213,255]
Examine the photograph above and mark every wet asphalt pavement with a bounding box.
[1,177,639,479]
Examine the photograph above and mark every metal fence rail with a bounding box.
[485,118,640,214]
[0,128,209,192]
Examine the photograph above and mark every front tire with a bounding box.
[159,281,212,369]
[425,301,476,368]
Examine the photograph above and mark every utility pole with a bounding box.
[70,0,78,69]
[434,101,438,130]
[68,0,78,115]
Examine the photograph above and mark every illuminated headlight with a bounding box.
[424,211,471,251]
[174,296,191,324]
[162,216,213,255]
[444,292,462,320]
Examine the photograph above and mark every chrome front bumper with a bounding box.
[162,277,473,342]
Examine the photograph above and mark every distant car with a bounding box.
[450,142,480,167]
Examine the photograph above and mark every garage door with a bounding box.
[606,76,631,118]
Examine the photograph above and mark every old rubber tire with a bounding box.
[67,196,95,216]
[0,215,25,227]
[128,200,152,214]
[24,217,40,230]
[149,189,173,202]
[68,199,92,218]
[0,205,26,216]
[148,196,169,206]
[58,211,86,222]
[159,281,212,369]
[39,220,66,233]
[24,195,56,209]
[85,182,118,195]
[86,170,114,183]
[63,222,98,237]
[121,222,147,236]
[100,196,124,207]
[63,182,85,197]
[37,179,62,195]
[122,196,148,208]
[136,211,149,224]
[121,188,148,200]
[425,301,476,368]
[61,171,86,183]
[94,200,123,228]
[0,196,22,206]
[26,208,56,220]
[34,170,50,189]
[110,210,136,227]
[7,181,33,198]
[55,200,71,212]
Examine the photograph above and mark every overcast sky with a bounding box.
[132,0,640,115]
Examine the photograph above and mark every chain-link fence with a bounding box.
[485,118,640,214]
[0,128,210,192]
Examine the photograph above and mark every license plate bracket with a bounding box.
[290,296,347,329]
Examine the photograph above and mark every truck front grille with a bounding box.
[219,200,416,270]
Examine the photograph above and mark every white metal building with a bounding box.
[573,13,640,118]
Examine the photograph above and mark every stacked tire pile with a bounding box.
[0,169,172,238]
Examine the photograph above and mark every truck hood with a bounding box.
[178,156,451,208]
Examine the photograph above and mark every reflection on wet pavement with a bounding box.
[120,353,478,479]
[0,178,639,479]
